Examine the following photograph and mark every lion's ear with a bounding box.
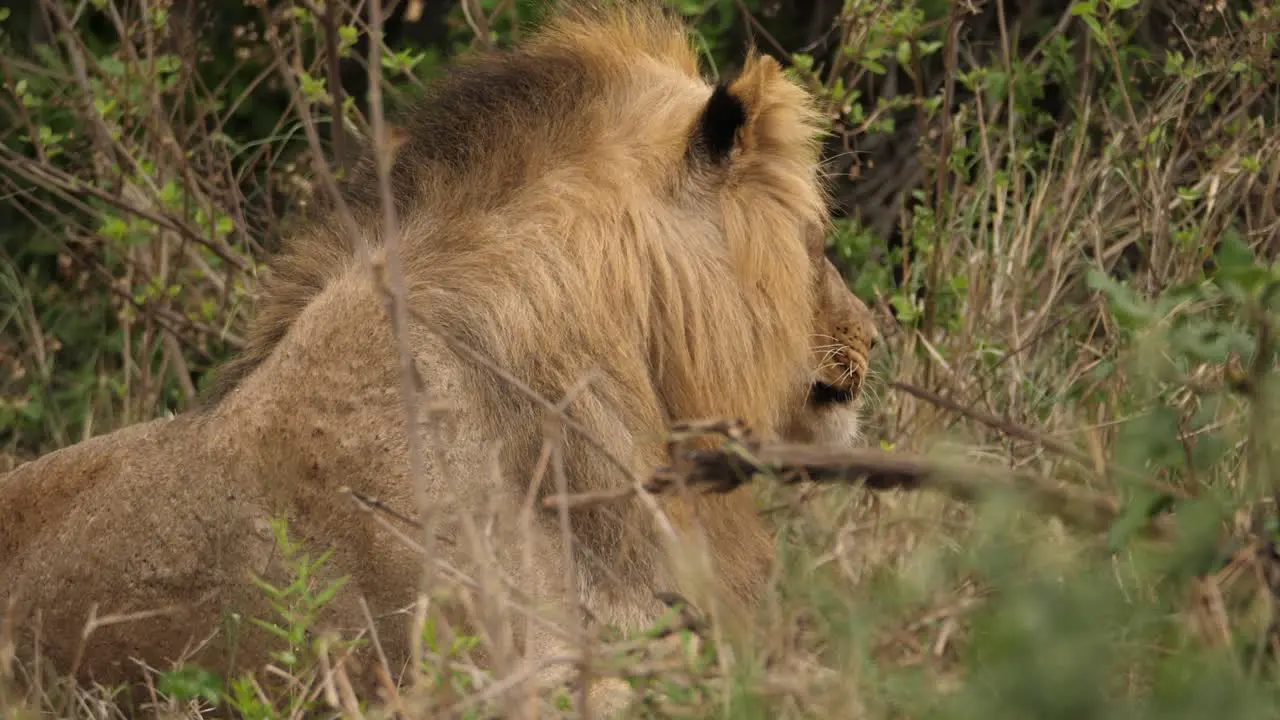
[695,83,748,162]
[690,53,787,164]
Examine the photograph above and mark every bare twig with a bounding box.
[890,379,1093,465]
[890,378,1185,499]
[322,0,349,170]
[545,420,1172,541]
[341,485,454,545]
[362,0,441,609]
[356,595,400,703]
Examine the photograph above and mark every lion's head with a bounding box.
[210,2,830,437]
[788,258,880,447]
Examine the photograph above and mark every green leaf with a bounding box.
[272,649,299,667]
[1087,269,1153,329]
[249,576,283,598]
[92,97,116,119]
[154,54,181,75]
[99,57,126,77]
[1107,489,1176,552]
[1166,495,1229,580]
[158,180,182,209]
[1212,231,1269,295]
[896,40,912,68]
[157,666,223,705]
[1069,0,1096,16]
[250,617,293,641]
[1080,14,1105,40]
[99,216,130,242]
[312,576,349,608]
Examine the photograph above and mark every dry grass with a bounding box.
[3,0,1280,717]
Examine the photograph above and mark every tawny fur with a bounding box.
[0,1,877,711]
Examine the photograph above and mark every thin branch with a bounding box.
[890,378,1185,498]
[544,419,1173,541]
[890,379,1093,465]
[363,0,434,578]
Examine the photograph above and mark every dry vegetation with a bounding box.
[2,0,1280,717]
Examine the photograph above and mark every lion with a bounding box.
[0,2,877,713]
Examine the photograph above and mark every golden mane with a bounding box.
[210,2,828,436]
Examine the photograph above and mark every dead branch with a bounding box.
[544,419,1171,540]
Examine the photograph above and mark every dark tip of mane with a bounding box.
[810,380,854,407]
[696,83,746,162]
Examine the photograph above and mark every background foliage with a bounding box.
[2,0,1279,717]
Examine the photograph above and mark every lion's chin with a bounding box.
[808,405,864,447]
[789,387,864,448]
